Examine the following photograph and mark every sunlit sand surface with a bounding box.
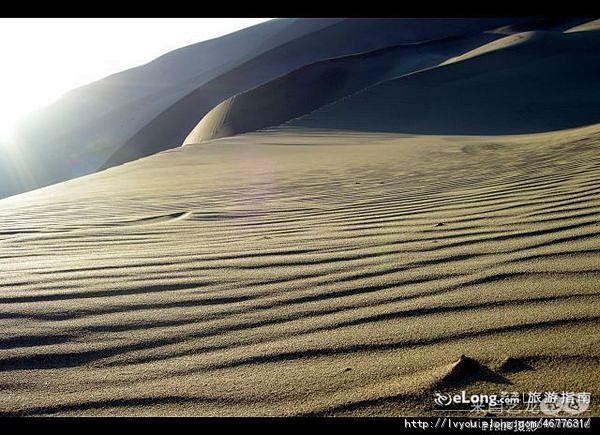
[0,125,598,415]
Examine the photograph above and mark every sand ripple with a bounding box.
[0,127,599,415]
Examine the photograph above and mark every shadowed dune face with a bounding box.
[103,18,518,166]
[492,17,595,34]
[237,30,600,137]
[1,126,599,416]
[185,22,600,144]
[1,18,537,199]
[183,32,506,143]
[564,18,600,33]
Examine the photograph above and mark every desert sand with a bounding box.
[0,17,599,417]
[0,18,552,199]
[186,27,600,143]
[1,124,599,415]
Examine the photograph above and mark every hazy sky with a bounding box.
[0,18,271,143]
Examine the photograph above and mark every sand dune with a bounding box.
[1,124,599,416]
[491,17,594,34]
[185,20,600,144]
[565,18,600,33]
[287,30,600,135]
[2,19,340,198]
[104,19,516,168]
[183,32,504,143]
[1,18,520,200]
[1,17,599,417]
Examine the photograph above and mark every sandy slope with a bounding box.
[0,125,599,416]
[2,18,518,200]
[288,30,600,135]
[183,32,504,143]
[103,19,514,170]
[1,19,345,199]
[186,24,600,144]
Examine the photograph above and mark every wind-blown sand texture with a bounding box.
[1,125,599,416]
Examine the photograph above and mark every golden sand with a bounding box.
[0,125,598,415]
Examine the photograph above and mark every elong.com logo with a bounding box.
[433,390,591,415]
[434,391,519,409]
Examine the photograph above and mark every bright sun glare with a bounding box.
[0,18,271,148]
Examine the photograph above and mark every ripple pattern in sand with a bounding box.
[0,127,599,415]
